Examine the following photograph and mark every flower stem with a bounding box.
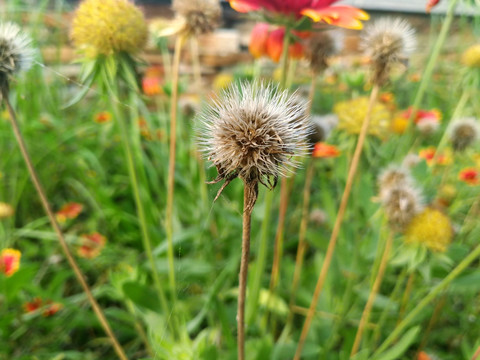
[286,159,314,328]
[2,91,128,360]
[294,84,380,360]
[472,346,480,360]
[238,182,255,360]
[416,294,446,355]
[405,0,460,133]
[166,34,186,301]
[110,84,173,335]
[397,272,415,325]
[350,231,394,357]
[372,242,480,358]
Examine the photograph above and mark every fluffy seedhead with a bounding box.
[308,114,338,145]
[173,0,221,36]
[361,17,416,85]
[197,81,311,208]
[381,185,424,232]
[416,118,440,136]
[0,22,34,92]
[378,165,413,193]
[449,117,480,151]
[304,31,338,74]
[71,0,148,57]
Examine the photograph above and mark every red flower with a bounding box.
[142,77,163,96]
[43,301,63,317]
[459,168,480,185]
[56,202,83,223]
[24,297,43,313]
[312,142,340,158]
[78,232,106,259]
[229,0,369,30]
[401,107,441,124]
[426,0,441,13]
[0,248,21,277]
[249,23,307,62]
[419,147,451,166]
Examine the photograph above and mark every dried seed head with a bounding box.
[309,208,327,226]
[362,18,416,85]
[197,81,311,199]
[71,0,148,57]
[173,0,221,36]
[378,165,413,191]
[308,114,338,145]
[402,153,421,169]
[381,185,424,232]
[416,117,440,136]
[304,31,337,74]
[0,22,34,90]
[449,117,480,151]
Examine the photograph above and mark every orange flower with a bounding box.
[419,147,451,166]
[78,232,106,259]
[418,351,433,360]
[379,92,394,104]
[249,23,306,62]
[409,73,421,82]
[459,167,480,185]
[56,202,83,223]
[142,76,163,96]
[312,142,340,158]
[43,301,63,317]
[401,107,441,124]
[94,111,112,124]
[0,248,21,277]
[23,297,43,313]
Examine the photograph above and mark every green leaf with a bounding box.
[293,16,312,31]
[372,326,420,360]
[122,281,161,312]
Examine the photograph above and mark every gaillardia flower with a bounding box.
[71,0,148,57]
[196,82,311,203]
[228,0,369,30]
[404,207,453,252]
[0,248,21,277]
[459,167,480,185]
[334,97,390,138]
[462,44,480,69]
[0,22,34,90]
[78,232,107,258]
[173,0,221,36]
[56,202,83,223]
[361,18,416,85]
[449,117,479,151]
[312,142,340,158]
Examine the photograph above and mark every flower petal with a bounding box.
[249,23,270,59]
[228,0,262,12]
[266,28,285,63]
[301,6,369,30]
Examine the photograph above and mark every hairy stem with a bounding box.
[238,182,255,360]
[294,84,380,360]
[3,91,128,360]
[350,232,394,357]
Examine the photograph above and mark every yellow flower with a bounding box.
[71,0,148,57]
[0,248,21,277]
[404,208,453,252]
[334,97,391,138]
[462,44,480,68]
[213,73,234,91]
[0,202,14,218]
[391,116,409,134]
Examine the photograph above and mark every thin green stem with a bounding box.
[166,34,186,303]
[109,82,172,334]
[372,242,480,358]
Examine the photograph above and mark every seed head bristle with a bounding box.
[0,22,34,90]
[381,185,424,232]
[308,114,338,145]
[196,81,312,200]
[173,0,221,36]
[362,17,416,85]
[449,117,480,151]
[305,31,338,74]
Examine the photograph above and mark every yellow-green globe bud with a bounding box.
[462,44,480,69]
[71,0,148,58]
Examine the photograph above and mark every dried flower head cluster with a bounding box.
[0,22,34,91]
[308,114,338,145]
[361,18,416,85]
[173,0,221,36]
[378,165,424,232]
[304,31,338,74]
[404,207,453,252]
[334,97,390,138]
[197,82,311,206]
[71,0,148,58]
[449,117,480,151]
